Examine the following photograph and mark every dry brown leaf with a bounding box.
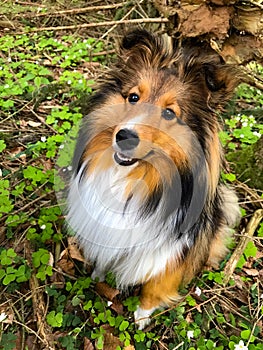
[95,282,120,301]
[25,335,41,350]
[0,307,14,324]
[50,270,65,289]
[57,249,75,275]
[84,337,95,350]
[14,331,22,350]
[42,158,53,171]
[256,250,263,259]
[67,236,86,262]
[20,119,28,128]
[102,333,122,350]
[27,120,42,127]
[110,300,124,315]
[10,146,26,161]
[83,61,100,68]
[233,274,246,290]
[185,312,193,323]
[179,5,231,39]
[243,268,259,277]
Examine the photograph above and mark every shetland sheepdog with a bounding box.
[67,29,240,329]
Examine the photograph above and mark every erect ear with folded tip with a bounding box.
[180,44,241,108]
[203,62,241,106]
[118,29,156,64]
[121,29,155,51]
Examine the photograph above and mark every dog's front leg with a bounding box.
[134,263,186,329]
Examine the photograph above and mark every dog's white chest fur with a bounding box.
[67,164,186,287]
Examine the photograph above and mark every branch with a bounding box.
[25,240,56,349]
[19,18,169,34]
[17,2,127,18]
[241,66,263,91]
[223,209,263,285]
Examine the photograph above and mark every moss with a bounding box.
[226,137,263,190]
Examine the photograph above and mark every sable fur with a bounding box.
[67,29,240,328]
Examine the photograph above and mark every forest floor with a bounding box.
[0,1,263,350]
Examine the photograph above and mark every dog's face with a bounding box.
[73,30,239,207]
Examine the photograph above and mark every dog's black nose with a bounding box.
[115,129,139,151]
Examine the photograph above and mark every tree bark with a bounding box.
[154,0,263,64]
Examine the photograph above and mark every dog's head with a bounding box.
[73,29,239,214]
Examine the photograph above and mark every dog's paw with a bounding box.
[134,306,156,330]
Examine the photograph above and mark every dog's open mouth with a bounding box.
[114,152,138,166]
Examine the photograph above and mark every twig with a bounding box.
[235,180,263,208]
[19,18,169,34]
[14,1,46,7]
[187,295,217,313]
[24,240,56,350]
[223,209,263,285]
[172,341,184,350]
[247,280,263,346]
[2,191,53,219]
[12,320,48,345]
[18,2,127,18]
[97,0,140,42]
[240,66,263,91]
[249,0,263,10]
[30,109,57,134]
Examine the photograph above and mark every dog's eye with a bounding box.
[162,108,176,120]
[128,93,140,104]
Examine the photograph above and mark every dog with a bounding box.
[67,29,240,329]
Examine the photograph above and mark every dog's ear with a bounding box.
[119,29,175,69]
[203,62,240,94]
[119,29,158,63]
[121,29,155,51]
[180,46,241,106]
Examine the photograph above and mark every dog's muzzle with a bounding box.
[114,128,139,166]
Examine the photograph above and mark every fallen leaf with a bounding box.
[110,300,124,315]
[27,120,42,127]
[83,62,100,68]
[102,333,122,350]
[233,274,246,290]
[50,270,65,289]
[185,312,193,323]
[57,249,75,275]
[256,250,263,259]
[95,282,120,301]
[67,237,86,263]
[47,252,54,267]
[243,268,259,277]
[42,158,53,171]
[20,119,28,128]
[10,146,26,161]
[84,337,94,350]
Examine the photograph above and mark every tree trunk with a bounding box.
[154,0,263,64]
